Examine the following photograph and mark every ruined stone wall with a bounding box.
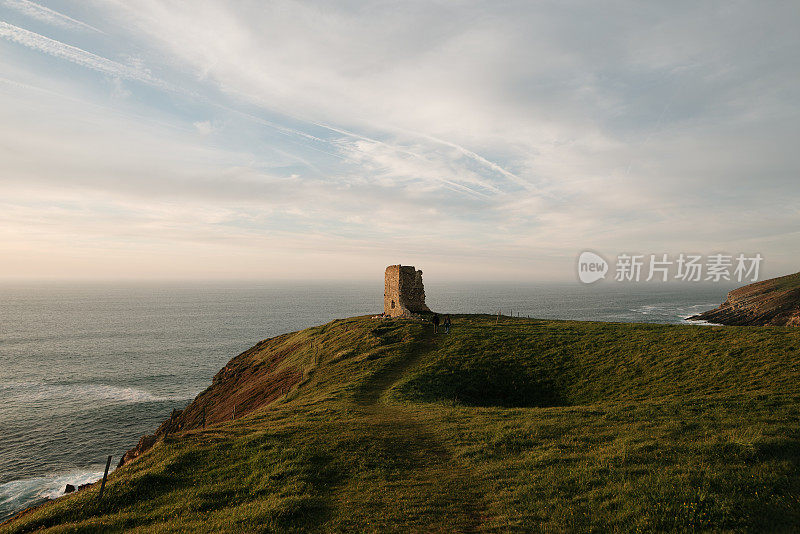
[384,265,431,317]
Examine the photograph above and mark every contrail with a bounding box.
[0,19,522,200]
[308,120,532,194]
[417,131,536,192]
[0,21,174,91]
[2,0,104,33]
[0,22,350,164]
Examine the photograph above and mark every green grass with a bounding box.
[4,315,800,532]
[769,271,800,292]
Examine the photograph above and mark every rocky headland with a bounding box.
[689,271,800,326]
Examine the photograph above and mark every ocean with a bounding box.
[0,281,732,520]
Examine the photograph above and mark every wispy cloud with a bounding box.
[0,1,798,280]
[2,0,103,33]
[0,21,173,91]
[193,120,214,135]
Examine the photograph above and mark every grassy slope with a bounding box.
[772,272,800,292]
[4,315,800,532]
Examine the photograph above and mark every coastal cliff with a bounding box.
[7,316,800,532]
[119,333,304,467]
[689,271,800,326]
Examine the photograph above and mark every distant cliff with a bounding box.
[689,272,800,326]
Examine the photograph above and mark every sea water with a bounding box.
[0,281,732,519]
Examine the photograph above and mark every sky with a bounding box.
[0,1,798,282]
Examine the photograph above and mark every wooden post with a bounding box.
[98,455,112,500]
[496,310,500,324]
[232,404,236,420]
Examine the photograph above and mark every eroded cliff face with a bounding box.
[689,272,800,326]
[119,335,302,467]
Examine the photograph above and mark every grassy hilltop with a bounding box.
[4,315,800,532]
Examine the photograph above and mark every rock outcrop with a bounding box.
[689,272,800,326]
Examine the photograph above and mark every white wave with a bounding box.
[678,303,722,325]
[629,304,674,316]
[683,318,722,326]
[0,466,106,515]
[1,382,193,404]
[628,302,721,323]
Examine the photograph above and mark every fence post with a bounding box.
[98,455,112,501]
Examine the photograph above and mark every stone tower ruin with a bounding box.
[384,265,431,317]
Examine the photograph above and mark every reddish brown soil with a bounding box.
[119,338,303,467]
